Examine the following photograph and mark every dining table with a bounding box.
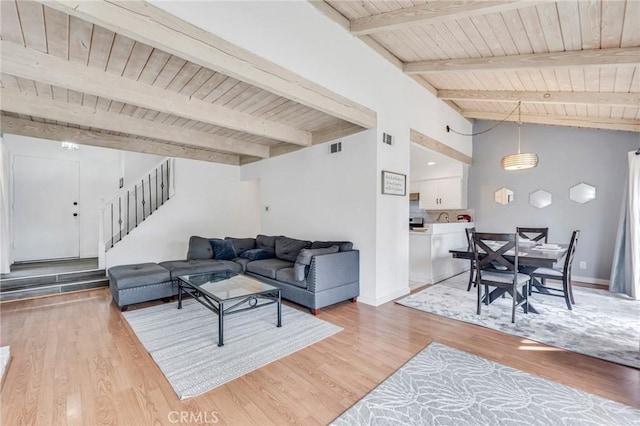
[449,243,568,314]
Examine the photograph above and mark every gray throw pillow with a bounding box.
[211,239,237,260]
[293,245,339,281]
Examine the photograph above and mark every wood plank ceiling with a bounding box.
[315,0,640,132]
[0,1,377,164]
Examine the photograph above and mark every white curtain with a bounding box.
[610,151,640,299]
[0,137,11,274]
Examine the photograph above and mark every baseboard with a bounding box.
[359,286,411,307]
[572,276,609,286]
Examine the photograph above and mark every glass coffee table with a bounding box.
[177,270,282,347]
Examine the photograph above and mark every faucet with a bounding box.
[437,212,450,223]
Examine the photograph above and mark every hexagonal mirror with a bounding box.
[494,187,514,205]
[529,190,552,209]
[570,183,596,204]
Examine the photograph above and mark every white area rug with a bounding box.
[123,300,341,399]
[397,274,640,368]
[332,343,640,425]
[0,346,10,385]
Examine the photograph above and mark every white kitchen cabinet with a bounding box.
[418,177,464,210]
[409,223,472,284]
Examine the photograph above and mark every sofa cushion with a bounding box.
[211,239,237,260]
[293,245,339,281]
[239,248,274,261]
[275,236,311,263]
[246,258,294,279]
[256,234,278,252]
[159,259,241,280]
[187,236,216,260]
[232,257,251,273]
[224,237,255,255]
[275,267,307,288]
[311,240,353,252]
[108,263,171,290]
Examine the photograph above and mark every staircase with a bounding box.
[0,258,108,302]
[101,158,174,251]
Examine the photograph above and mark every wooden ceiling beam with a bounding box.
[410,129,472,165]
[0,116,240,165]
[438,90,640,107]
[0,89,270,158]
[405,47,640,74]
[1,40,306,147]
[350,1,546,36]
[462,110,640,133]
[39,0,377,129]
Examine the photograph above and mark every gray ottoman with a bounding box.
[108,263,173,311]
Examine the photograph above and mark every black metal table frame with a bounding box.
[178,277,282,347]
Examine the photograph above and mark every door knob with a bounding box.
[73,213,78,217]
[73,202,78,206]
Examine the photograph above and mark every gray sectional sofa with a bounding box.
[108,234,359,314]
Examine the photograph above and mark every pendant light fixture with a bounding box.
[446,101,539,171]
[500,102,538,171]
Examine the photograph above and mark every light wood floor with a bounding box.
[1,287,638,425]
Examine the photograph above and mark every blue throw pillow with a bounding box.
[211,239,237,260]
[239,248,274,261]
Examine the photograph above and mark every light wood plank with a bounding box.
[43,6,69,59]
[621,0,640,47]
[16,1,47,52]
[1,41,312,146]
[105,35,136,76]
[349,1,545,36]
[67,16,92,65]
[87,25,115,71]
[578,0,601,50]
[462,109,640,132]
[410,128,472,164]
[404,47,640,73]
[42,0,376,129]
[601,0,625,49]
[0,1,26,45]
[0,88,271,158]
[556,0,582,51]
[0,116,239,165]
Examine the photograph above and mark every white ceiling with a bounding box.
[410,142,461,171]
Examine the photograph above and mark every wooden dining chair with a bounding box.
[529,230,580,310]
[517,227,549,243]
[472,232,531,323]
[465,227,476,291]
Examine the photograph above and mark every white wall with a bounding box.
[106,158,260,268]
[122,151,165,189]
[242,130,378,301]
[3,134,122,259]
[154,1,473,305]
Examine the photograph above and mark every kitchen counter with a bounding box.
[410,222,474,235]
[409,223,472,284]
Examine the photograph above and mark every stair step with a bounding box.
[0,269,107,291]
[0,278,109,302]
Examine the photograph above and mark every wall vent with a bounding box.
[330,142,342,154]
[383,133,393,145]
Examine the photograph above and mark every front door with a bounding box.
[12,155,80,261]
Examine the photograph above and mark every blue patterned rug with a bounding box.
[332,343,640,425]
[397,274,640,368]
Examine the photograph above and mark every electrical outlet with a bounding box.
[579,261,587,269]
